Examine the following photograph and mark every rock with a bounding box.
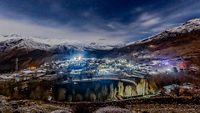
[95,106,132,113]
[51,110,72,113]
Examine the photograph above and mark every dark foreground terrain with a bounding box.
[1,95,200,113]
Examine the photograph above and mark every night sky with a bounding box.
[0,0,199,44]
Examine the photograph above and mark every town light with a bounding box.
[73,56,82,61]
[78,56,82,60]
[162,60,170,65]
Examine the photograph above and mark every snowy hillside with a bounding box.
[0,38,50,52]
[126,18,200,46]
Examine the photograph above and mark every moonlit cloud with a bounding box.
[141,17,161,27]
[0,17,123,45]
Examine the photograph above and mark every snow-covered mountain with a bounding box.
[51,42,124,52]
[0,34,123,51]
[1,18,199,53]
[0,38,51,52]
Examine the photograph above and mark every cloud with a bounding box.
[140,17,161,27]
[0,17,124,45]
[138,13,155,21]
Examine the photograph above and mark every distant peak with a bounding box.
[165,18,200,33]
[2,34,22,38]
[185,18,200,25]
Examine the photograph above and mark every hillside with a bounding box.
[111,19,200,66]
[0,38,52,73]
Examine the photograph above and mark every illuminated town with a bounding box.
[0,54,196,100]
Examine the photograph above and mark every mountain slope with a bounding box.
[0,38,50,52]
[110,18,200,64]
[0,38,52,73]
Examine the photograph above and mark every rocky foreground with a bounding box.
[1,95,200,113]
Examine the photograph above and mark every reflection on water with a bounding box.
[53,80,138,102]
